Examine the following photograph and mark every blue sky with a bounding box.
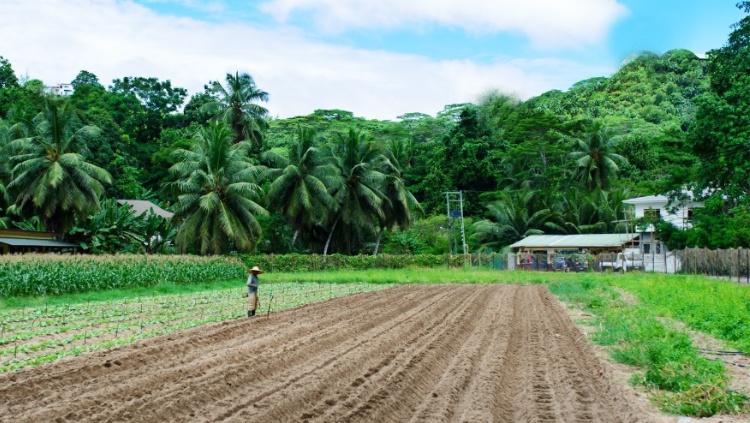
[0,1,744,120]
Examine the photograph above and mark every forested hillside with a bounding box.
[0,3,748,255]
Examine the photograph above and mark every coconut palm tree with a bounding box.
[262,125,339,247]
[6,97,111,235]
[323,129,388,255]
[568,123,628,190]
[372,143,422,255]
[471,189,563,251]
[169,121,267,255]
[202,72,269,154]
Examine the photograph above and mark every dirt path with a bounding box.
[0,285,660,422]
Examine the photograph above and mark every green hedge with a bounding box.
[241,253,469,273]
[0,255,245,298]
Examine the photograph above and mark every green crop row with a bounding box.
[0,254,246,298]
[0,282,390,372]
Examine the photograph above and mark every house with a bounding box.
[0,229,80,255]
[44,83,74,96]
[117,200,174,219]
[622,193,702,254]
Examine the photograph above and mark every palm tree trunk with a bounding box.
[291,229,299,246]
[373,229,383,256]
[323,217,340,257]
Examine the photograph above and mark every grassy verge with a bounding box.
[548,275,748,417]
[610,274,750,352]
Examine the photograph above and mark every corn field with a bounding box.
[0,254,246,297]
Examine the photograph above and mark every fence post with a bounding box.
[738,249,741,284]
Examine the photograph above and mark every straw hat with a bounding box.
[249,266,264,274]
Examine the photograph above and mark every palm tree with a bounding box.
[202,72,269,154]
[554,189,606,234]
[7,97,111,235]
[169,121,267,255]
[323,129,388,255]
[568,123,627,190]
[0,118,26,209]
[262,125,339,247]
[372,143,422,255]
[471,189,563,251]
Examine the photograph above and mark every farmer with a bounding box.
[246,266,263,317]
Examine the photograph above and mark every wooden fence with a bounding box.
[675,248,750,283]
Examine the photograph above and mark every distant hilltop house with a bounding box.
[508,192,702,274]
[44,83,74,96]
[117,200,174,219]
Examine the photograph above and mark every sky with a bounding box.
[0,0,745,120]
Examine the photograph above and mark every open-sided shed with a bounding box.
[0,229,80,254]
[509,234,639,254]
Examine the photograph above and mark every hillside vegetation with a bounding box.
[0,3,748,255]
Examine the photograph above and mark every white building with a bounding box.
[44,83,74,96]
[622,193,702,272]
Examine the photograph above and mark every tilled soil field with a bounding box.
[0,284,660,422]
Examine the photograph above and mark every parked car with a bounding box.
[553,257,567,271]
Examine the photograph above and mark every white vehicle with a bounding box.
[599,249,643,272]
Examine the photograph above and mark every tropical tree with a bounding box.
[169,121,267,255]
[6,97,112,235]
[568,123,628,190]
[0,118,26,205]
[471,189,563,250]
[262,125,339,247]
[324,129,388,255]
[67,199,146,253]
[373,142,422,255]
[690,1,750,200]
[202,72,269,154]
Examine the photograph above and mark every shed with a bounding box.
[0,229,80,254]
[510,234,639,254]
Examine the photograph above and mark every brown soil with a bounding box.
[0,285,664,422]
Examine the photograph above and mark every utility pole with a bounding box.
[445,191,468,261]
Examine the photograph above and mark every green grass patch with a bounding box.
[611,274,750,352]
[548,275,748,417]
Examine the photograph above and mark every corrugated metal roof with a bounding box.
[622,195,669,204]
[0,238,80,248]
[117,200,174,219]
[509,234,638,249]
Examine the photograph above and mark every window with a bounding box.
[643,243,651,254]
[687,208,694,221]
[644,208,661,220]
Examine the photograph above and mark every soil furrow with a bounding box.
[0,284,659,423]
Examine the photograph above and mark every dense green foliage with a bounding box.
[0,3,749,253]
[244,253,470,273]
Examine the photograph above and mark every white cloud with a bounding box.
[0,0,614,120]
[259,0,630,49]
